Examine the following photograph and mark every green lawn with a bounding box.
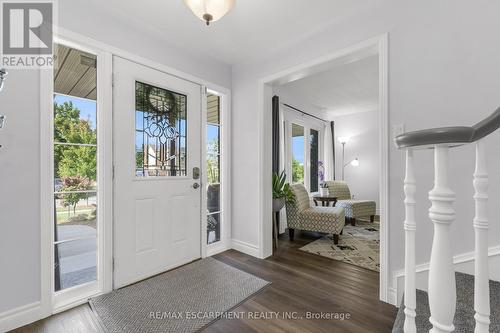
[56,207,94,224]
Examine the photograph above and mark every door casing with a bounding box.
[38,28,231,326]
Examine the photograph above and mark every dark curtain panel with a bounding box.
[310,129,319,192]
[330,121,336,180]
[272,96,280,237]
[272,95,280,174]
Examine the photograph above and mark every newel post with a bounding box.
[428,146,456,333]
[473,140,490,333]
[403,149,417,333]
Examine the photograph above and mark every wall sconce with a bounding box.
[0,115,5,149]
[0,68,7,92]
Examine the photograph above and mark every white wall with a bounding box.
[0,69,42,314]
[273,85,327,121]
[0,4,231,319]
[334,110,380,209]
[231,0,500,298]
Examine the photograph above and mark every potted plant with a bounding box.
[319,182,329,196]
[272,171,295,212]
[317,161,329,196]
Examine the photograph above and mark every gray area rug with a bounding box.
[299,219,380,272]
[90,257,270,333]
[392,272,500,332]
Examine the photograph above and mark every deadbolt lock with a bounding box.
[193,167,200,180]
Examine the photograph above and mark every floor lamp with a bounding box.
[338,137,359,180]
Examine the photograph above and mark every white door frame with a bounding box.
[257,33,390,302]
[40,27,231,320]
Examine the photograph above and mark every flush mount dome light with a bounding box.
[184,0,235,25]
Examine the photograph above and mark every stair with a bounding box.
[392,272,500,332]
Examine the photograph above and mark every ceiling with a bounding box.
[277,55,379,118]
[76,0,378,65]
[54,44,97,100]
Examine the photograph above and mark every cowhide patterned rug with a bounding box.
[299,218,380,272]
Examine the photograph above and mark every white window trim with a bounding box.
[40,35,113,315]
[282,106,325,194]
[204,89,232,257]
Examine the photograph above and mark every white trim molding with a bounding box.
[41,33,115,316]
[0,302,42,332]
[257,33,390,302]
[231,240,260,258]
[203,88,232,258]
[391,245,500,307]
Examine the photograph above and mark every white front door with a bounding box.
[113,57,202,288]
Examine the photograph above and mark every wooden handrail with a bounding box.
[394,107,500,149]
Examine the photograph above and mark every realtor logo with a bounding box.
[1,0,54,68]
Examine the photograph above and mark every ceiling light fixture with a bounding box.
[184,0,235,26]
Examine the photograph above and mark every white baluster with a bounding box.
[473,140,490,333]
[428,146,456,333]
[404,149,417,333]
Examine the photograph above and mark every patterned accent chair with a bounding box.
[325,181,376,226]
[285,184,345,244]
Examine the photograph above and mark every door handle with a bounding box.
[192,183,200,189]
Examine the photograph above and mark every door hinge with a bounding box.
[112,74,115,87]
[112,165,115,179]
[112,258,115,271]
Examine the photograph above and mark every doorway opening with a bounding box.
[260,34,389,302]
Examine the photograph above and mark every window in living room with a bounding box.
[291,123,305,184]
[309,129,319,192]
[207,93,222,244]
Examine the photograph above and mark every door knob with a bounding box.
[192,183,200,189]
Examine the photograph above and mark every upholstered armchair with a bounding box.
[285,184,345,244]
[325,181,376,226]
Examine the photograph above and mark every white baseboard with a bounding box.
[387,287,398,307]
[207,241,230,257]
[391,244,500,307]
[0,301,43,332]
[231,239,260,258]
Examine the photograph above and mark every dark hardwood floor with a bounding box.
[12,230,397,333]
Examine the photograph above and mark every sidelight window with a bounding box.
[207,93,222,245]
[53,44,98,291]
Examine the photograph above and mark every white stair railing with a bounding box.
[428,146,456,333]
[394,107,500,333]
[473,140,490,333]
[403,149,417,333]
